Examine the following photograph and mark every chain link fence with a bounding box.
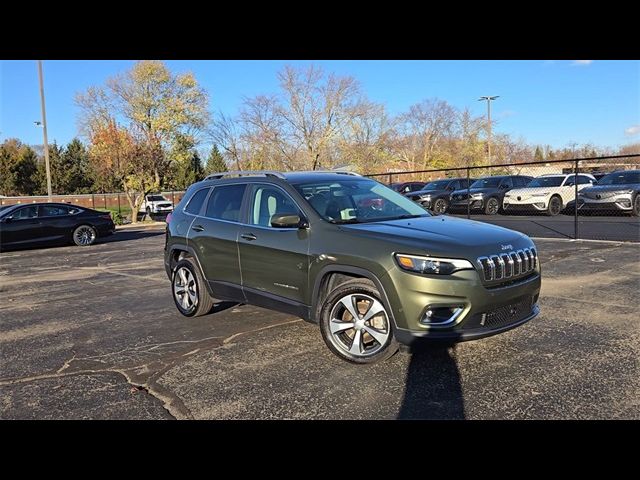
[365,154,640,242]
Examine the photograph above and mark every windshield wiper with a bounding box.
[329,218,363,224]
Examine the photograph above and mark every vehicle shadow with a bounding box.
[397,340,465,420]
[99,229,165,244]
[210,301,241,314]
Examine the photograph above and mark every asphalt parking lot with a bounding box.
[1,225,639,419]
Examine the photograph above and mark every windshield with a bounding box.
[525,176,565,188]
[147,195,168,202]
[293,178,430,224]
[423,180,451,190]
[0,205,16,217]
[470,177,501,188]
[597,171,640,185]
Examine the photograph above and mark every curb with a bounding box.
[116,222,166,230]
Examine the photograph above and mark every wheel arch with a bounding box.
[167,244,216,297]
[310,265,398,329]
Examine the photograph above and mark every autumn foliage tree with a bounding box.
[89,121,158,223]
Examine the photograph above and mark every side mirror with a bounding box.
[1,216,12,223]
[271,213,307,229]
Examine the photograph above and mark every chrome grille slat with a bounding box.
[478,247,537,282]
[501,253,513,278]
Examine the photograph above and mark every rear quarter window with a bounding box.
[184,188,210,215]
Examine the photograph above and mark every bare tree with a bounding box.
[277,65,360,170]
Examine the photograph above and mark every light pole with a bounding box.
[478,95,499,165]
[37,60,52,201]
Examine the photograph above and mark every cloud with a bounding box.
[571,60,594,66]
[625,125,640,137]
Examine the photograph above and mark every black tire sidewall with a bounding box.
[319,280,398,364]
[633,194,640,216]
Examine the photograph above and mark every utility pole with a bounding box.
[37,60,52,200]
[478,95,499,165]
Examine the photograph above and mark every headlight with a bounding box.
[395,254,474,275]
[531,192,549,197]
[618,189,633,195]
[419,194,431,200]
[470,193,484,199]
[504,194,511,198]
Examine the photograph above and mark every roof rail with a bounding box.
[204,170,286,181]
[292,170,361,176]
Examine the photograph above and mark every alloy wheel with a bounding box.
[434,199,448,214]
[74,226,96,246]
[328,293,390,357]
[173,266,198,311]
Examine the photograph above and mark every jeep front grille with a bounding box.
[478,248,537,281]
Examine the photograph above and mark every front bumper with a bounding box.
[153,207,174,213]
[577,195,633,212]
[503,199,548,211]
[449,198,484,210]
[380,264,541,345]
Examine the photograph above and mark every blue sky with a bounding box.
[1,60,639,149]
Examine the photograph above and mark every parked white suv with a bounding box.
[139,194,174,215]
[503,173,596,216]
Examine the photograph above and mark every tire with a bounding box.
[319,278,399,364]
[433,198,449,215]
[72,225,97,246]
[146,207,152,218]
[546,195,562,216]
[632,194,640,217]
[172,258,214,317]
[484,197,500,215]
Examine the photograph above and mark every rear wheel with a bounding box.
[72,225,97,246]
[484,197,500,215]
[546,195,562,216]
[319,279,398,364]
[433,198,449,214]
[172,258,214,317]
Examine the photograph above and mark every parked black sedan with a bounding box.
[449,175,533,215]
[0,203,115,251]
[406,177,475,214]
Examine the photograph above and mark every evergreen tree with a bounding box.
[534,145,544,161]
[62,138,94,193]
[205,144,227,174]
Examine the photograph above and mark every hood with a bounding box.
[410,188,449,197]
[451,187,497,196]
[340,215,530,259]
[581,183,638,193]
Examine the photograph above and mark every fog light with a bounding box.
[421,305,465,327]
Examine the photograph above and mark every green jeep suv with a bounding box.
[164,171,541,363]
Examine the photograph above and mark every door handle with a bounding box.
[191,225,205,232]
[241,233,257,241]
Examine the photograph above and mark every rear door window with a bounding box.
[41,205,70,217]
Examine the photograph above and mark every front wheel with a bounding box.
[484,197,500,215]
[72,225,97,246]
[172,258,214,317]
[319,279,398,364]
[546,195,562,216]
[433,198,449,215]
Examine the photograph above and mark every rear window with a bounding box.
[41,205,70,216]
[184,188,210,215]
[204,184,247,222]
